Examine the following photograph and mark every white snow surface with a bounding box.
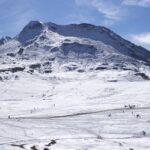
[0,21,150,150]
[0,71,150,150]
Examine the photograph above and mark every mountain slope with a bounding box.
[0,21,150,63]
[0,21,150,76]
[0,21,150,150]
[46,22,150,62]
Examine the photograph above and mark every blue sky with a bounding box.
[0,0,150,49]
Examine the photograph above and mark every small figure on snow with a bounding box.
[142,131,146,136]
[108,113,111,117]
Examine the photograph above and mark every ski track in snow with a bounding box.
[0,71,150,150]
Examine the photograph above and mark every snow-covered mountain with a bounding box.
[0,36,11,45]
[0,21,150,150]
[1,20,150,64]
[0,21,150,78]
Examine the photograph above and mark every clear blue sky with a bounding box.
[0,0,150,49]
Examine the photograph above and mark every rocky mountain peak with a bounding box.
[0,36,11,45]
[17,21,45,44]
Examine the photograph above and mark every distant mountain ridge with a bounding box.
[0,20,150,70]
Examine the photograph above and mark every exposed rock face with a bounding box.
[0,36,11,45]
[17,21,45,44]
[0,20,150,77]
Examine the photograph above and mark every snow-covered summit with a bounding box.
[0,20,150,74]
[0,36,11,45]
[17,21,45,44]
[46,22,150,63]
[14,21,150,62]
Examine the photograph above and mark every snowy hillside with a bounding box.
[0,21,150,150]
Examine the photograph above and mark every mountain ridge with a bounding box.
[7,21,150,62]
[0,20,150,74]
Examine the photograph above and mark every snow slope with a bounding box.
[0,21,150,150]
[0,72,150,150]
